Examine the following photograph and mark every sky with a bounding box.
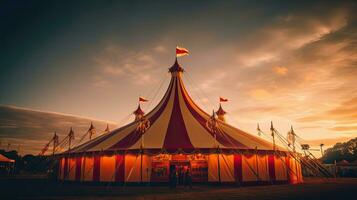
[0,0,356,155]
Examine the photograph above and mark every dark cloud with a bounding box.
[0,105,116,155]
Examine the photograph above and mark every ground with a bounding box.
[0,177,356,200]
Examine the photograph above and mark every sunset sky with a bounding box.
[0,0,356,155]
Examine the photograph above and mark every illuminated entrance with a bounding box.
[150,154,208,183]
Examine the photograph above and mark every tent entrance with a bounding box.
[170,161,190,185]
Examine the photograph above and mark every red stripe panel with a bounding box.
[268,155,276,181]
[93,155,101,181]
[178,77,247,148]
[234,154,243,183]
[109,130,141,149]
[163,78,194,150]
[63,157,68,179]
[115,154,125,182]
[75,157,82,181]
[109,77,175,150]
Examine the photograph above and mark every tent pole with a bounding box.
[270,122,276,151]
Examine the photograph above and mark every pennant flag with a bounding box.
[176,46,189,57]
[219,97,228,102]
[139,97,149,102]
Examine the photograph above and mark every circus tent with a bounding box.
[58,58,303,185]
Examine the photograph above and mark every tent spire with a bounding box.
[68,127,75,151]
[133,104,145,121]
[270,121,275,151]
[169,57,184,73]
[216,103,227,122]
[104,124,110,133]
[257,123,262,136]
[88,122,96,140]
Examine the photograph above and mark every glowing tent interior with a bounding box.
[58,59,303,185]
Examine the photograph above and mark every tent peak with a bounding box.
[169,57,184,73]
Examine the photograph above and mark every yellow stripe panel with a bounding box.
[100,155,116,182]
[274,155,287,180]
[67,157,76,181]
[179,77,210,120]
[89,123,137,151]
[129,79,177,149]
[207,154,234,182]
[242,155,258,182]
[178,82,217,148]
[219,154,235,182]
[82,156,94,181]
[257,154,269,181]
[221,124,273,149]
[125,154,152,182]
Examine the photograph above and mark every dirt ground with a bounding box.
[0,177,356,200]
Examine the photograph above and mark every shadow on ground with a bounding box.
[0,177,356,200]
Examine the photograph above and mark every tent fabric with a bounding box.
[124,154,152,182]
[93,155,101,181]
[58,153,302,184]
[0,154,15,163]
[242,154,258,182]
[274,155,287,181]
[286,156,302,184]
[115,155,125,182]
[68,158,76,181]
[234,154,243,183]
[58,60,302,185]
[100,155,116,182]
[268,155,275,181]
[82,156,94,181]
[69,60,278,154]
[257,154,269,181]
[75,157,82,181]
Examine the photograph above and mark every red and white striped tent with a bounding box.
[58,59,303,184]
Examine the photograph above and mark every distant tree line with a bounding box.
[0,149,57,175]
[321,137,357,164]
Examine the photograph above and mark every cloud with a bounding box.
[94,45,160,86]
[329,126,357,132]
[304,136,354,146]
[272,66,288,76]
[297,97,357,123]
[0,105,117,155]
[154,45,167,53]
[248,89,271,100]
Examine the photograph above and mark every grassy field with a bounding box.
[0,177,356,200]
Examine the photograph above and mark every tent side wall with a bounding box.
[58,152,303,184]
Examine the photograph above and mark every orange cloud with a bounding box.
[329,126,357,132]
[248,89,271,100]
[272,66,288,76]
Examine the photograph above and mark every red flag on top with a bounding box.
[176,46,189,57]
[219,97,228,102]
[139,97,149,102]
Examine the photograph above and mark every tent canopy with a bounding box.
[70,59,279,154]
